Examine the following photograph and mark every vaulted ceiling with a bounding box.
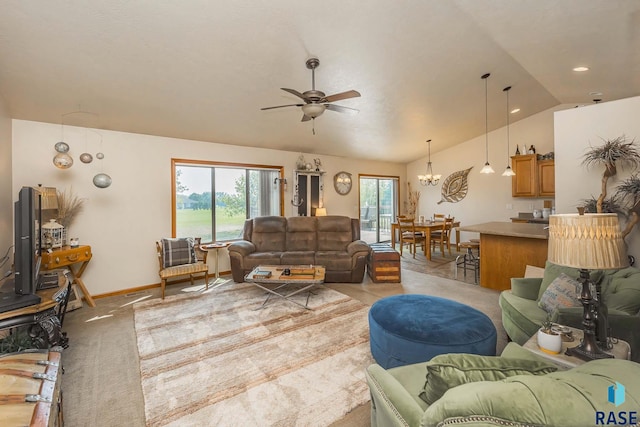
[1,1,638,163]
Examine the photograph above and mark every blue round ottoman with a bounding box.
[368,294,497,369]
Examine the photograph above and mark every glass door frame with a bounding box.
[358,174,400,243]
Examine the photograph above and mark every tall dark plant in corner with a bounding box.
[582,135,640,240]
[616,174,640,238]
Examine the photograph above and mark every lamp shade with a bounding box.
[315,207,327,216]
[548,213,628,270]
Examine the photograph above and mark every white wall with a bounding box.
[12,120,405,296]
[554,96,640,260]
[408,105,570,242]
[0,94,12,278]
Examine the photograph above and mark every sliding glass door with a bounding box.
[359,176,399,244]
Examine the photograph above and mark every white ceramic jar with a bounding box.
[537,329,562,354]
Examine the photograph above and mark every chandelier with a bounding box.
[418,139,441,186]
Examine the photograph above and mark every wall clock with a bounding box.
[333,171,352,195]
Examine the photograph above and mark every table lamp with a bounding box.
[547,213,628,361]
[315,207,327,217]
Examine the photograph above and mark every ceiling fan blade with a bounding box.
[281,88,310,102]
[326,104,359,114]
[261,103,304,111]
[323,90,361,103]
[301,114,312,122]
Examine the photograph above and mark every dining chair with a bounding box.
[397,217,425,258]
[430,217,455,255]
[433,213,446,221]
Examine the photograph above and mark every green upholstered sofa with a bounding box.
[499,261,640,362]
[365,342,640,427]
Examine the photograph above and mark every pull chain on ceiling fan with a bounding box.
[261,57,361,134]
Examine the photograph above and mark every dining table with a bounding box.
[390,220,461,260]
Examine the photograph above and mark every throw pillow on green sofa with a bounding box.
[538,273,582,313]
[418,353,558,405]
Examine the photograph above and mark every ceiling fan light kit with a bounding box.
[261,57,361,133]
[480,73,495,174]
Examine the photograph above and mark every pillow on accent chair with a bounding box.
[538,273,582,313]
[418,353,558,405]
[160,237,198,268]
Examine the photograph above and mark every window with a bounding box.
[172,159,284,241]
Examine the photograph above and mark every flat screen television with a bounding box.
[0,186,42,312]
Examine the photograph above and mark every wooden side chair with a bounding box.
[433,213,446,221]
[397,217,425,258]
[430,217,455,255]
[156,237,209,299]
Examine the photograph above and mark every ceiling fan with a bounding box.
[261,57,361,128]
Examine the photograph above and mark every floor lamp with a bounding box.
[547,213,628,361]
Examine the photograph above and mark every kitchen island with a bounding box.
[458,222,549,291]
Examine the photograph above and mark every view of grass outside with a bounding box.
[175,208,246,242]
[174,163,281,242]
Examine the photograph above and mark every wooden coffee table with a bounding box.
[245,265,325,310]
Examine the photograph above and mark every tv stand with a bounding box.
[0,287,41,312]
[0,272,71,349]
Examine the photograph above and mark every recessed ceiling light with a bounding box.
[573,66,589,72]
[589,91,603,96]
[510,108,520,114]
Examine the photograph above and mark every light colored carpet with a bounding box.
[133,283,374,427]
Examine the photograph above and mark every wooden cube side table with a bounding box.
[523,325,630,369]
[42,245,96,307]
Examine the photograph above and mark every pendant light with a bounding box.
[480,73,495,174]
[502,85,516,177]
[418,139,441,186]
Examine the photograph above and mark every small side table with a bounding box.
[200,242,231,288]
[523,325,631,369]
[41,245,96,307]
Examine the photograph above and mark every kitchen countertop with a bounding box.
[510,216,549,224]
[459,221,549,239]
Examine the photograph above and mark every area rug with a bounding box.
[133,283,373,427]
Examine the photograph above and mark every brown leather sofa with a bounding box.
[228,215,371,283]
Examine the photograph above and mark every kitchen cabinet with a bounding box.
[511,154,555,197]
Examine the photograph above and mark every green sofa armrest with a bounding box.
[365,364,425,427]
[510,277,542,300]
[227,240,256,256]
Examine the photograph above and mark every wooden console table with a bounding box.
[42,245,96,307]
[0,271,71,348]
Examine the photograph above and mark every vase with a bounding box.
[537,329,562,354]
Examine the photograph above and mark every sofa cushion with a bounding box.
[317,216,353,251]
[315,251,353,271]
[281,251,315,265]
[602,267,640,315]
[422,359,640,427]
[538,273,582,313]
[419,353,557,405]
[285,217,318,251]
[251,216,287,252]
[537,261,604,302]
[160,237,197,268]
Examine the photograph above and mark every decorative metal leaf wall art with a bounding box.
[438,167,473,204]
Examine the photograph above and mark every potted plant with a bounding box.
[537,318,562,355]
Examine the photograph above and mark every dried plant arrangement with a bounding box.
[582,135,640,240]
[57,188,86,228]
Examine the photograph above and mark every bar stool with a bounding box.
[455,241,480,284]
